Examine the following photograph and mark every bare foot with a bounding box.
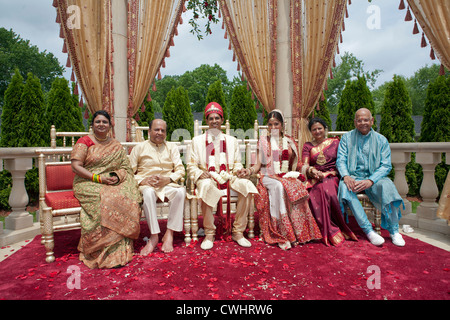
[140,234,159,256]
[161,230,174,253]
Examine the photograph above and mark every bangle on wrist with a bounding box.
[92,173,102,183]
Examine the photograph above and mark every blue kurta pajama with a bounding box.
[336,129,404,235]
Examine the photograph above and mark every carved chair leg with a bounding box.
[40,218,45,245]
[374,208,382,235]
[247,197,255,239]
[183,198,191,245]
[190,198,199,242]
[42,207,55,263]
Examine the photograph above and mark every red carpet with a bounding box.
[0,217,448,301]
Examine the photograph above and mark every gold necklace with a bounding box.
[94,133,108,142]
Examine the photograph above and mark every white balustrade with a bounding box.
[1,141,449,246]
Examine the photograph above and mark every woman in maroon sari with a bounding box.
[302,118,357,246]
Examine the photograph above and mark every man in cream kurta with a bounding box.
[187,102,258,250]
[129,119,185,254]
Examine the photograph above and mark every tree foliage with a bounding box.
[419,75,450,196]
[17,73,48,147]
[152,64,234,114]
[46,77,84,146]
[186,0,220,40]
[229,84,257,137]
[379,75,419,195]
[310,92,332,130]
[0,69,23,147]
[162,86,194,141]
[136,99,156,140]
[380,75,415,143]
[420,75,450,143]
[0,28,63,107]
[335,76,376,131]
[325,52,381,113]
[406,64,448,115]
[205,79,228,121]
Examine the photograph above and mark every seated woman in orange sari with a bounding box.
[71,110,142,269]
[302,117,357,246]
[244,110,322,250]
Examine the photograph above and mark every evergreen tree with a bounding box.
[70,81,85,132]
[310,92,332,130]
[229,84,257,138]
[336,76,376,131]
[380,75,415,143]
[380,75,420,195]
[1,68,24,147]
[136,99,156,140]
[17,72,47,147]
[335,80,355,131]
[419,75,450,195]
[420,75,450,142]
[162,86,194,141]
[46,77,84,146]
[204,79,228,122]
[0,28,64,107]
[137,99,156,127]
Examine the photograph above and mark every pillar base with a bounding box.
[416,203,439,220]
[0,222,41,247]
[5,213,34,230]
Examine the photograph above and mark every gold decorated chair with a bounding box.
[344,193,382,235]
[37,148,81,263]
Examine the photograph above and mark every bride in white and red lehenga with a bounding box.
[250,109,322,250]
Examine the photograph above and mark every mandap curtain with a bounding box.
[55,0,184,140]
[55,0,113,121]
[290,0,347,148]
[127,0,185,130]
[219,0,277,112]
[406,0,450,71]
[220,0,346,150]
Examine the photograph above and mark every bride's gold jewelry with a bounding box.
[94,133,108,142]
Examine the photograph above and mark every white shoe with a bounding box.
[234,237,252,248]
[366,231,385,246]
[200,238,214,250]
[390,233,405,247]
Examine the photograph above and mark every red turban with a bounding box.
[204,102,223,119]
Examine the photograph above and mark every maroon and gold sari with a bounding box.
[302,138,357,246]
[71,136,142,269]
[254,135,322,246]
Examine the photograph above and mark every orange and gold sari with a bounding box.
[71,136,142,269]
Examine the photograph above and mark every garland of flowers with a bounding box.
[206,132,232,187]
[270,136,306,181]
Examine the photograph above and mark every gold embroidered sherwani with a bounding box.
[129,140,185,234]
[187,131,258,236]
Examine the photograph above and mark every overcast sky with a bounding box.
[0,0,439,88]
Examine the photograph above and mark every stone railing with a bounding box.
[0,147,39,246]
[0,141,449,246]
[390,142,450,234]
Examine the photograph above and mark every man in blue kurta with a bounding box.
[336,108,405,246]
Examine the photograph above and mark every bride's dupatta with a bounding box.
[71,136,142,269]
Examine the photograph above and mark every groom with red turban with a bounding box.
[188,102,258,250]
